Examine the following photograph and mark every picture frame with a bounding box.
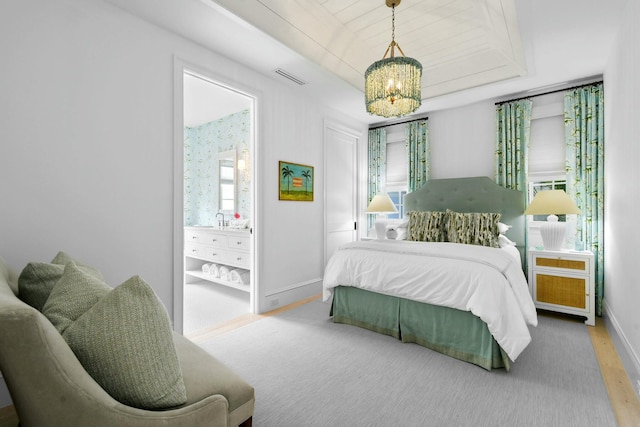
[279,161,314,201]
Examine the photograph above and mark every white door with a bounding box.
[324,121,359,265]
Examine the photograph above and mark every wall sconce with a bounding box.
[237,149,250,181]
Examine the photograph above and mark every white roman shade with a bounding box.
[385,124,407,190]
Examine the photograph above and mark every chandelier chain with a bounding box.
[391,4,395,43]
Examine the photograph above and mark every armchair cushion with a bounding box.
[18,252,103,311]
[42,264,187,410]
[42,262,111,334]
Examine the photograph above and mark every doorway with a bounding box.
[324,121,359,265]
[174,64,256,336]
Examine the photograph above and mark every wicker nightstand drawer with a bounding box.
[534,256,587,272]
[535,274,587,309]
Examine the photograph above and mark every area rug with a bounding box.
[196,300,616,427]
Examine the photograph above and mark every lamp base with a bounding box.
[374,218,387,240]
[540,214,566,251]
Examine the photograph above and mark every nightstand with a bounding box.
[528,249,595,326]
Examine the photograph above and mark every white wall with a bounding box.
[603,0,640,391]
[0,0,365,320]
[428,101,497,179]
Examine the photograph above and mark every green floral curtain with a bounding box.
[495,99,533,194]
[368,128,387,229]
[495,99,532,268]
[406,119,430,192]
[564,83,605,316]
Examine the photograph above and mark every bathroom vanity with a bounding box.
[184,227,251,292]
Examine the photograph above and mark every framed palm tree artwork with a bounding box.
[279,161,314,201]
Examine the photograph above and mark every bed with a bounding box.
[323,176,538,371]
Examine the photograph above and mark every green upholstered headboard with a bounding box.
[403,176,526,262]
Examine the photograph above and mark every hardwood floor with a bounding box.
[589,317,640,426]
[1,297,639,427]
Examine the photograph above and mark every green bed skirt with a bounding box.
[330,286,510,371]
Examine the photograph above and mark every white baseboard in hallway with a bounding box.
[183,282,250,336]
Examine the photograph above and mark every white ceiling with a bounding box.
[184,73,252,127]
[214,0,527,99]
[104,0,628,125]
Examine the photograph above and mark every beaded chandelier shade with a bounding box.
[365,0,423,118]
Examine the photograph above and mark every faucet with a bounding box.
[216,212,224,228]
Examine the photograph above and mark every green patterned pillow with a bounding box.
[446,210,502,248]
[407,211,447,242]
[18,252,104,311]
[60,275,187,410]
[41,262,112,334]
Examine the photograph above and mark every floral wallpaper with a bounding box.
[184,109,251,226]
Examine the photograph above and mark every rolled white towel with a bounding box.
[201,263,211,274]
[209,263,220,278]
[230,269,250,285]
[219,266,230,282]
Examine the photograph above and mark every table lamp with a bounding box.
[366,194,398,239]
[524,190,580,251]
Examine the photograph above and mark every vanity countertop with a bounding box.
[186,226,250,234]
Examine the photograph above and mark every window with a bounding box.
[219,160,235,211]
[528,179,567,221]
[527,92,567,235]
[386,190,407,220]
[385,124,408,218]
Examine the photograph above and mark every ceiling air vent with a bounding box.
[274,68,307,86]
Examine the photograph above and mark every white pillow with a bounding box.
[396,228,407,240]
[498,222,512,234]
[498,234,516,247]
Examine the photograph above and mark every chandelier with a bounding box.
[365,0,422,118]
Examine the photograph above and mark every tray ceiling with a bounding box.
[213,0,527,99]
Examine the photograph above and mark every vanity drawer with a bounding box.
[184,243,226,263]
[228,235,250,251]
[185,230,228,248]
[223,249,250,269]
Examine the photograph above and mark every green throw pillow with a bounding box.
[407,211,447,242]
[446,210,502,248]
[18,252,103,311]
[61,275,187,410]
[41,262,112,334]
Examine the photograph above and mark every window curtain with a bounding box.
[495,99,532,267]
[564,83,604,316]
[368,128,387,229]
[406,119,430,192]
[495,99,533,194]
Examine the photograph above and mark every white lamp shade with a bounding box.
[367,194,398,239]
[366,194,398,214]
[524,190,580,215]
[525,190,580,251]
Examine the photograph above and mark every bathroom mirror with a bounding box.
[219,150,237,214]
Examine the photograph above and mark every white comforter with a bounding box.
[323,240,538,361]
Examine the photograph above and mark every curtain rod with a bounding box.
[368,115,428,131]
[495,80,603,106]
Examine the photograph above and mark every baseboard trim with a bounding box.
[264,278,323,298]
[603,299,640,399]
[260,278,322,313]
